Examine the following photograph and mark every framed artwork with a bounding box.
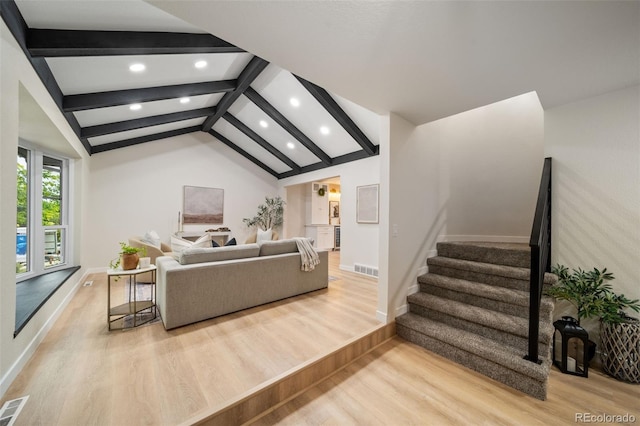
[329,201,340,218]
[356,184,379,224]
[183,186,224,224]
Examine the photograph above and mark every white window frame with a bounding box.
[17,143,71,282]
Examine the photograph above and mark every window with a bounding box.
[16,146,69,279]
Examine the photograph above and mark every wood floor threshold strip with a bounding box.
[181,322,396,426]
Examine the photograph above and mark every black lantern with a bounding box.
[553,316,589,377]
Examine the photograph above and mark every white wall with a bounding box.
[1,21,88,396]
[380,92,545,321]
[545,85,640,312]
[85,131,279,268]
[279,156,380,272]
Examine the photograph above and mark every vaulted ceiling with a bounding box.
[2,0,380,179]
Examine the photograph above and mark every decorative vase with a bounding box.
[121,253,139,270]
[600,317,640,383]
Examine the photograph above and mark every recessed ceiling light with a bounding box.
[180,97,190,104]
[259,120,268,128]
[320,126,330,135]
[129,103,142,111]
[287,142,295,149]
[194,60,207,69]
[129,63,145,73]
[290,98,300,107]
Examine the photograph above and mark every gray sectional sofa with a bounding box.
[155,239,329,329]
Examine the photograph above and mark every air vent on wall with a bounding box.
[354,263,379,278]
[0,396,29,426]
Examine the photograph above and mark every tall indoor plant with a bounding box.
[546,264,640,382]
[243,196,285,231]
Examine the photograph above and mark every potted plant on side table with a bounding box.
[110,242,146,270]
[546,264,640,382]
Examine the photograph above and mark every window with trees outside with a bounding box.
[16,146,69,279]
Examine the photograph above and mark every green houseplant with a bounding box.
[243,196,285,231]
[546,264,640,382]
[109,242,146,271]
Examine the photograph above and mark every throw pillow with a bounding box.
[256,228,273,244]
[225,237,237,246]
[142,230,161,248]
[170,233,212,253]
[211,240,221,248]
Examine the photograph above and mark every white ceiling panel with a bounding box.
[332,94,381,146]
[89,117,204,146]
[227,95,320,167]
[213,120,291,174]
[47,53,253,95]
[16,0,205,33]
[74,93,223,127]
[251,65,362,158]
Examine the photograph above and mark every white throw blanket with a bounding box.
[294,237,320,271]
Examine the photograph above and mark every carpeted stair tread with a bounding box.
[407,292,553,343]
[418,273,555,315]
[427,256,557,290]
[436,242,530,268]
[396,312,551,382]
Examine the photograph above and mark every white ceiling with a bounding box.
[13,0,382,178]
[149,0,640,125]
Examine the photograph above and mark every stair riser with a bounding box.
[409,303,551,357]
[437,243,530,268]
[420,283,536,319]
[428,264,534,292]
[397,325,547,400]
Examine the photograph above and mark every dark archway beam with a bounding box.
[201,56,268,131]
[223,113,300,173]
[81,107,215,138]
[208,130,279,178]
[244,87,332,166]
[295,76,377,156]
[278,147,379,179]
[92,126,201,154]
[27,29,244,57]
[64,80,237,112]
[1,0,92,154]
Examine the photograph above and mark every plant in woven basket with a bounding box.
[243,196,285,231]
[546,264,640,382]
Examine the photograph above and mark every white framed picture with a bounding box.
[356,184,379,224]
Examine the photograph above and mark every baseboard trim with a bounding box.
[0,270,89,398]
[181,323,396,426]
[339,264,354,273]
[438,235,529,244]
[376,310,388,323]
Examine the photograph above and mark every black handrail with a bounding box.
[525,157,552,364]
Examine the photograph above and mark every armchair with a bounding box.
[128,236,172,282]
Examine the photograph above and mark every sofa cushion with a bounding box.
[259,239,299,257]
[178,243,260,265]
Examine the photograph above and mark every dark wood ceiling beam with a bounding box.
[63,80,236,112]
[1,0,92,154]
[278,147,379,179]
[223,113,300,173]
[295,76,377,156]
[27,29,243,57]
[92,126,201,154]
[208,130,279,178]
[201,56,269,131]
[244,87,332,166]
[81,107,215,138]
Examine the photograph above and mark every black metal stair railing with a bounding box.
[525,157,552,364]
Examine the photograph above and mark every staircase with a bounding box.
[396,241,557,400]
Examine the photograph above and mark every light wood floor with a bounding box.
[4,251,640,426]
[252,336,640,425]
[1,251,380,425]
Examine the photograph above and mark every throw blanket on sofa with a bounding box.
[294,237,320,271]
